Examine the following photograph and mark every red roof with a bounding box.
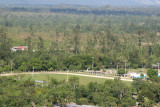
[18,47,24,49]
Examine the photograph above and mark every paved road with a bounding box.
[0,72,133,82]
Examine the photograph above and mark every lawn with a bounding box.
[23,74,132,86]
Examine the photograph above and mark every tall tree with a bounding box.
[0,27,12,61]
[37,36,44,50]
[73,24,80,54]
[25,26,35,53]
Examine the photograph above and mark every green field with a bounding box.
[22,74,131,86]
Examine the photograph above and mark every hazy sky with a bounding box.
[0,0,160,6]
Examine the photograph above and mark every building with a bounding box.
[158,73,160,77]
[11,46,28,52]
[130,72,146,78]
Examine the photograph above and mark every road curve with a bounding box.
[0,72,133,82]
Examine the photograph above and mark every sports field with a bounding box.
[23,73,132,86]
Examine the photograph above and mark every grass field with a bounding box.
[23,74,132,86]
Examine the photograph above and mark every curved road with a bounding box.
[0,72,133,82]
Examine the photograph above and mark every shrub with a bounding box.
[77,98,88,105]
[117,69,128,75]
[147,69,158,79]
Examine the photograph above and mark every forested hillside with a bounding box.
[0,6,160,72]
[1,5,160,106]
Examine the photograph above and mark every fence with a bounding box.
[0,70,130,78]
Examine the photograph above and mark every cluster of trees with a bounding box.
[132,77,160,106]
[0,27,12,72]
[1,75,160,106]
[3,6,160,16]
[0,6,160,72]
[1,5,160,106]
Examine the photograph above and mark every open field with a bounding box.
[29,74,132,86]
[24,74,108,85]
[1,72,132,86]
[25,74,131,85]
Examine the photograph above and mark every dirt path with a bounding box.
[0,72,133,82]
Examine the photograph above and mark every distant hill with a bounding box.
[0,0,160,6]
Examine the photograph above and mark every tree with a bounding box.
[132,78,144,94]
[112,77,133,105]
[143,97,151,107]
[138,89,156,106]
[25,36,33,53]
[75,85,88,99]
[147,69,158,79]
[31,58,42,71]
[73,24,80,54]
[25,26,35,53]
[69,76,79,91]
[37,36,44,50]
[117,69,127,75]
[0,27,12,61]
[49,41,58,54]
[140,73,144,78]
[0,60,10,72]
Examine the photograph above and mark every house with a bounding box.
[11,46,28,52]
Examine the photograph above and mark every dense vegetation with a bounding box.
[1,5,160,106]
[1,75,160,106]
[1,6,160,72]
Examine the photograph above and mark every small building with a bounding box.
[152,64,159,69]
[158,73,160,77]
[130,72,146,78]
[11,46,28,52]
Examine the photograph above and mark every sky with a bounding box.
[0,0,160,6]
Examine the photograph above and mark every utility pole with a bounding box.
[117,63,119,72]
[32,67,34,78]
[124,60,126,74]
[10,59,13,73]
[158,63,159,73]
[91,57,94,74]
[67,70,68,82]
